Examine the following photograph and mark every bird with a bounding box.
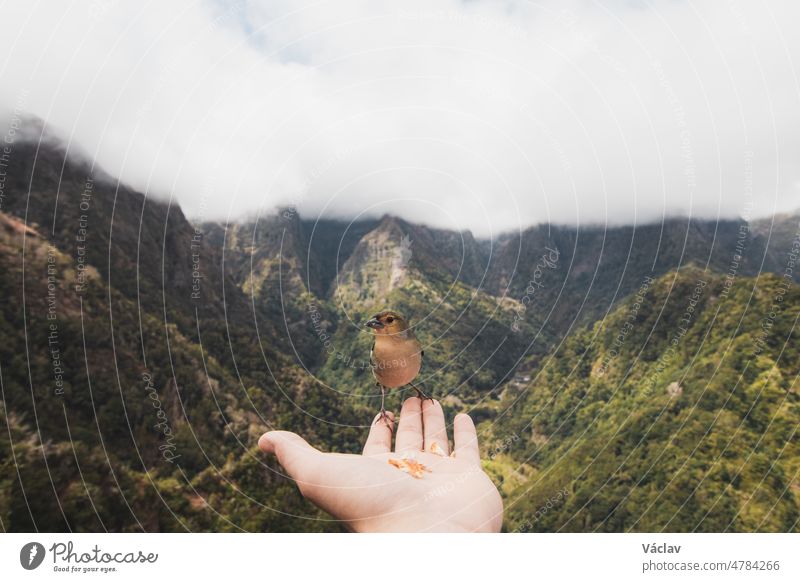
[365,310,430,424]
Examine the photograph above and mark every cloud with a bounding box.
[1,0,799,236]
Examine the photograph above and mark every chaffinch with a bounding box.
[365,310,430,424]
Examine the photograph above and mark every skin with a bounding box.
[259,398,504,532]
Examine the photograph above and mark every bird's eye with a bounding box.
[386,317,394,323]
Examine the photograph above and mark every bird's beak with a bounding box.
[365,317,384,329]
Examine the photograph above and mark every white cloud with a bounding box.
[1,0,799,236]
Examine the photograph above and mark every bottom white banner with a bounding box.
[1,533,797,581]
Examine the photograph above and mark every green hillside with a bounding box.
[1,130,799,532]
[496,268,800,532]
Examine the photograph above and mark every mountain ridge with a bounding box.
[1,125,799,532]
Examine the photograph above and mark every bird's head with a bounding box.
[365,310,409,335]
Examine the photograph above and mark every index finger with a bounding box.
[363,411,395,455]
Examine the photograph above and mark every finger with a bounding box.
[394,397,423,453]
[422,399,450,455]
[453,413,480,464]
[258,431,322,488]
[363,411,395,455]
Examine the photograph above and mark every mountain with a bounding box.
[0,125,358,532]
[208,212,549,412]
[481,216,798,336]
[494,267,800,532]
[750,212,800,275]
[1,121,798,532]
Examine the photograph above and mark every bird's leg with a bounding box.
[374,383,391,426]
[409,380,434,402]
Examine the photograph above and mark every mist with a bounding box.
[1,0,799,236]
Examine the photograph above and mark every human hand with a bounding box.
[258,398,503,532]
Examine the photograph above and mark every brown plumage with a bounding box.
[365,310,429,423]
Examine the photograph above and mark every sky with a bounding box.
[1,0,799,237]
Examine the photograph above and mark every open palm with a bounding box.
[259,398,503,532]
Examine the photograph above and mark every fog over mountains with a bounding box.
[2,0,800,233]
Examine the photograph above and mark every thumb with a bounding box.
[258,431,321,492]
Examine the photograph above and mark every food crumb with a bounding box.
[388,457,431,479]
[429,442,447,457]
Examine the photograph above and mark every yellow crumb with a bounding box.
[388,457,431,479]
[429,442,447,457]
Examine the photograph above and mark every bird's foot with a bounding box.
[411,384,434,402]
[374,409,393,427]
